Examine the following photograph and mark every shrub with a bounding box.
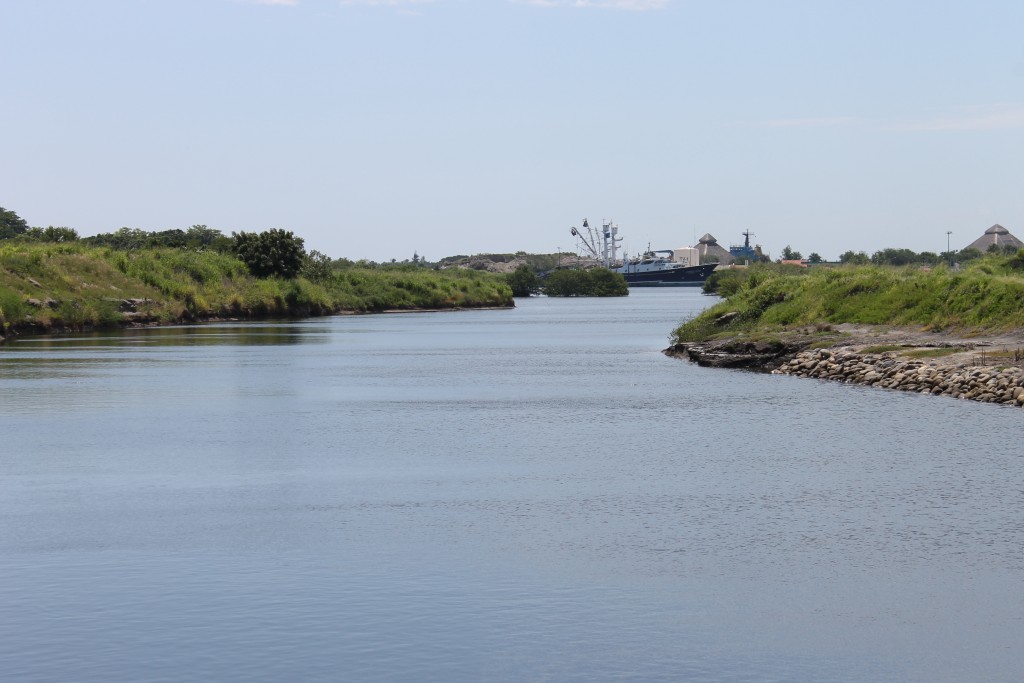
[505,264,541,297]
[543,268,628,297]
[232,229,306,279]
[302,250,335,284]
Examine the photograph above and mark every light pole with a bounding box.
[946,231,953,267]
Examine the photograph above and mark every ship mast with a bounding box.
[601,220,622,267]
[570,218,623,268]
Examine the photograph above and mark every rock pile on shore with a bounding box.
[774,348,1024,408]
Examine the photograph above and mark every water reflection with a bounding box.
[2,291,1023,682]
[4,321,330,351]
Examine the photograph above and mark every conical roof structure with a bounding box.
[695,233,735,264]
[965,224,1024,252]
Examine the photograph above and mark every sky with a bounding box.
[3,0,1023,261]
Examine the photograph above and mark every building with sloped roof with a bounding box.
[695,233,735,265]
[965,224,1024,252]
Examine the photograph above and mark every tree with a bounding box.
[0,207,29,239]
[301,250,335,283]
[24,226,78,242]
[780,245,802,261]
[989,243,1019,255]
[542,268,628,297]
[587,267,629,296]
[505,264,540,297]
[1007,248,1024,271]
[808,252,823,264]
[42,226,78,242]
[185,225,230,250]
[95,227,150,250]
[149,229,187,248]
[839,250,870,265]
[871,248,921,266]
[543,269,590,297]
[955,247,982,263]
[233,229,306,278]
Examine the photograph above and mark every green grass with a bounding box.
[672,253,1024,345]
[0,242,513,336]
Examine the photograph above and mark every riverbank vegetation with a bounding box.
[0,238,513,338]
[673,252,1024,344]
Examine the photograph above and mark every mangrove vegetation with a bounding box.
[541,268,629,297]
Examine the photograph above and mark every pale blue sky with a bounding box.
[3,0,1023,261]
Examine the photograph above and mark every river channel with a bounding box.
[2,289,1022,682]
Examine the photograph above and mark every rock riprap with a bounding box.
[773,348,1024,407]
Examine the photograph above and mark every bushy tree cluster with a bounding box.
[780,245,803,260]
[232,229,306,279]
[505,264,541,297]
[542,268,628,297]
[301,250,335,283]
[839,250,870,265]
[83,225,232,251]
[870,248,935,266]
[1007,248,1024,270]
[24,226,79,242]
[0,206,30,239]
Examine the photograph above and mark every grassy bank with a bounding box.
[0,242,513,337]
[673,254,1024,344]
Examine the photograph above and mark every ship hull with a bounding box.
[617,263,717,287]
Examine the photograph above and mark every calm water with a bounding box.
[2,289,1023,682]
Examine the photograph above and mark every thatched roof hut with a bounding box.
[695,233,735,265]
[965,224,1024,252]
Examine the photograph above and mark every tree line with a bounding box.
[776,242,1016,266]
[504,264,627,297]
[7,204,1009,288]
[840,245,1019,266]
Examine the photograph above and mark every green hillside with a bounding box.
[672,253,1024,344]
[0,241,513,337]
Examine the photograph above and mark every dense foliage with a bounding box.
[835,245,1013,266]
[0,207,29,239]
[232,229,306,279]
[542,268,628,297]
[26,226,79,242]
[83,225,232,251]
[505,264,541,297]
[673,251,1024,344]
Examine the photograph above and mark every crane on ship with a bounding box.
[570,218,621,267]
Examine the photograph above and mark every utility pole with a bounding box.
[946,231,953,267]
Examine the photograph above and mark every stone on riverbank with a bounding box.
[773,347,1024,408]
